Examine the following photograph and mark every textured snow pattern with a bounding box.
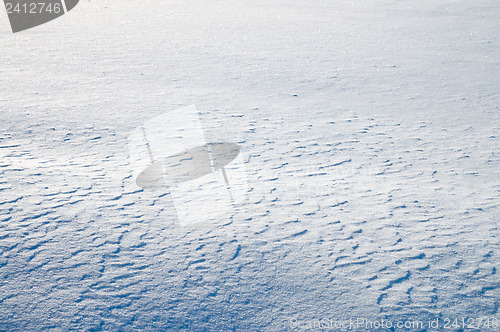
[0,0,498,331]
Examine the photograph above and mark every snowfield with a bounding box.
[0,0,498,331]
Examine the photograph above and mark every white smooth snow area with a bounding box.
[0,0,499,331]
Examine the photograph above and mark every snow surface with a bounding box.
[0,0,499,330]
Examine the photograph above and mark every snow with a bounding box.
[0,0,499,330]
